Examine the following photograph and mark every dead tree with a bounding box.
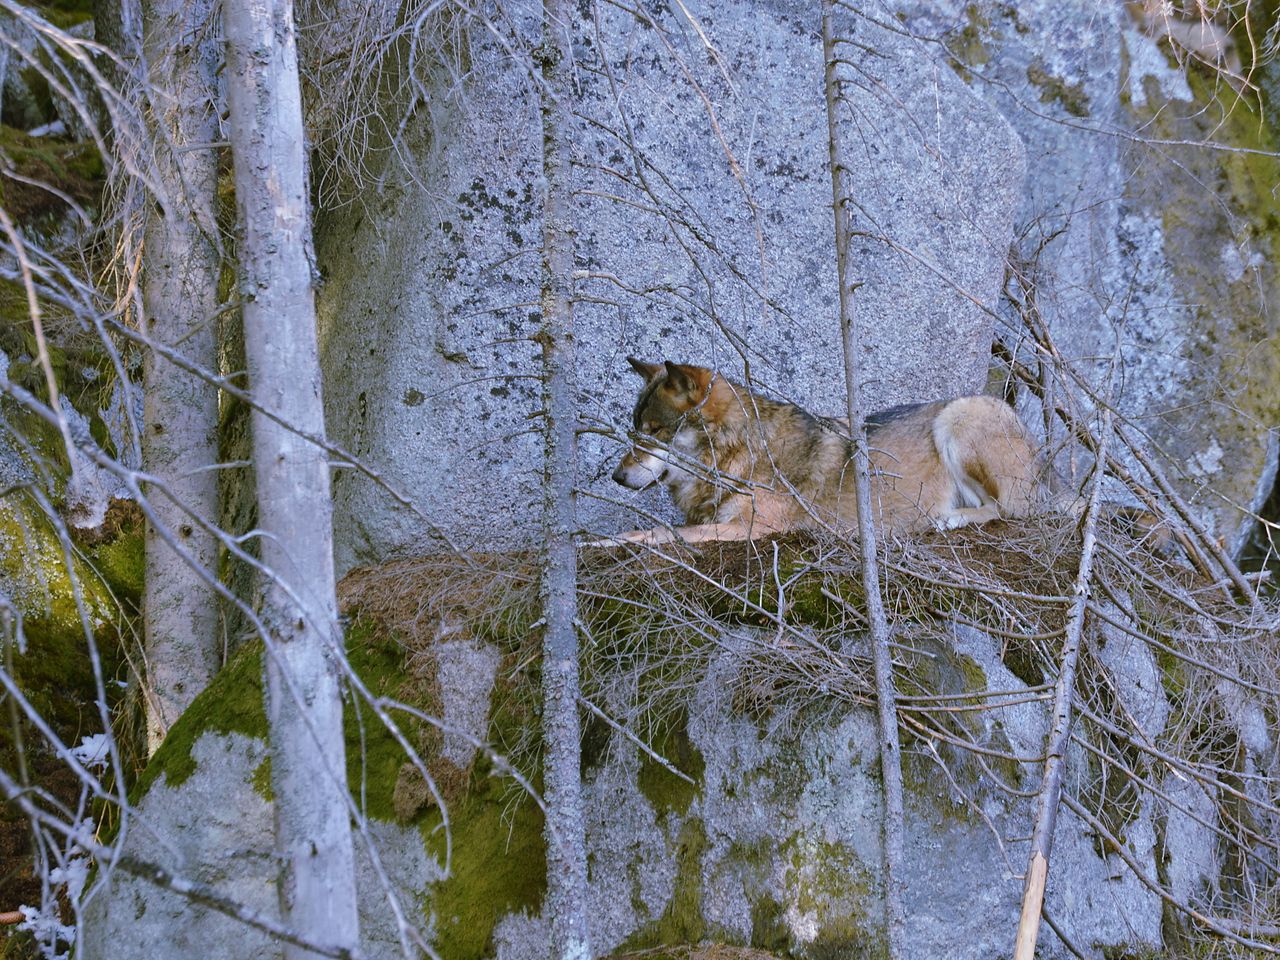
[821,4,906,955]
[537,0,592,957]
[138,0,224,753]
[223,1,360,955]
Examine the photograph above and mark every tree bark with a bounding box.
[223,2,360,956]
[139,0,224,754]
[821,5,906,956]
[538,1,592,957]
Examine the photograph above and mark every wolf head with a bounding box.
[611,357,715,490]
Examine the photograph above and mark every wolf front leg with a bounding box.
[584,520,769,548]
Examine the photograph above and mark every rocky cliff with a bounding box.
[312,0,1280,573]
[82,523,1278,959]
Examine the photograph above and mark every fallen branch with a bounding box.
[1012,396,1113,959]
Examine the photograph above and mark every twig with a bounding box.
[577,694,694,785]
[1114,421,1255,602]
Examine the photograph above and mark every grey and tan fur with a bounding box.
[609,357,1049,545]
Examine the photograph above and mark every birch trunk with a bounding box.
[822,5,906,955]
[538,1,592,957]
[223,2,360,956]
[139,0,224,753]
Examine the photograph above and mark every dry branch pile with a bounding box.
[340,502,1280,953]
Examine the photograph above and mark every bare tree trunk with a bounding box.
[1012,402,1112,960]
[223,2,360,957]
[538,1,592,957]
[821,5,906,956]
[139,0,224,754]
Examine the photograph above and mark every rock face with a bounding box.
[313,0,1280,570]
[82,630,1163,960]
[80,533,1277,960]
[906,1,1280,555]
[314,0,1025,572]
[523,615,1187,960]
[79,733,436,960]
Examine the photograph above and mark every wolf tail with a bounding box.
[931,396,1041,518]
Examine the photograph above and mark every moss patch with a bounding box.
[1026,56,1091,117]
[135,616,551,960]
[0,125,102,226]
[0,491,114,631]
[425,773,547,960]
[134,639,267,799]
[622,815,710,950]
[250,758,273,802]
[137,620,419,806]
[344,622,414,821]
[750,896,790,953]
[637,709,705,819]
[29,0,94,29]
[75,500,145,604]
[783,838,881,957]
[943,4,993,82]
[0,489,121,758]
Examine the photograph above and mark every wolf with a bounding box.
[606,357,1048,545]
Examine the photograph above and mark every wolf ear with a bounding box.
[626,356,663,380]
[663,361,708,397]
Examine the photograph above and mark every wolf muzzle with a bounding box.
[612,447,668,490]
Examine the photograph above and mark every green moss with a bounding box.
[425,777,547,960]
[624,815,709,948]
[1,525,123,781]
[344,622,413,821]
[30,0,94,29]
[83,523,144,603]
[953,652,990,699]
[943,5,993,82]
[750,896,790,952]
[137,620,420,812]
[251,758,273,802]
[1152,641,1187,703]
[0,126,102,225]
[135,640,267,799]
[783,838,881,959]
[133,615,553,960]
[0,492,114,633]
[637,710,705,818]
[897,643,1030,818]
[0,397,67,476]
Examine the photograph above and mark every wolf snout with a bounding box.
[613,456,665,489]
